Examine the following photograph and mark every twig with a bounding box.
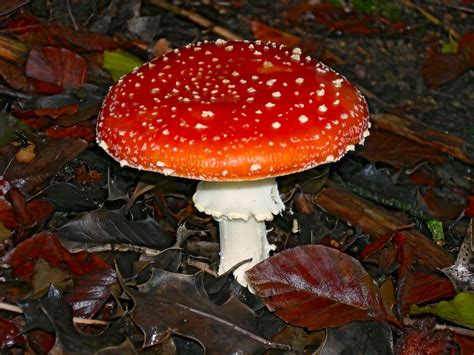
[399,0,460,40]
[65,0,79,31]
[186,258,218,277]
[150,0,243,41]
[0,302,108,326]
[315,180,455,270]
[403,317,474,338]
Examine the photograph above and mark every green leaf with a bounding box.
[0,113,33,148]
[410,292,474,329]
[441,40,458,54]
[103,49,144,81]
[427,219,444,243]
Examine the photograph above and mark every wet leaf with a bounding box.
[320,321,393,355]
[26,47,88,89]
[32,258,72,297]
[0,113,32,148]
[250,20,301,47]
[355,129,447,168]
[38,286,133,354]
[422,52,467,89]
[3,136,88,193]
[421,187,465,219]
[13,17,123,52]
[0,317,26,348]
[4,232,110,281]
[459,32,474,67]
[441,221,474,292]
[4,232,116,319]
[56,207,174,249]
[246,245,391,330]
[394,233,456,315]
[0,0,29,16]
[395,318,451,355]
[103,50,144,81]
[122,268,287,353]
[0,58,28,90]
[410,292,474,329]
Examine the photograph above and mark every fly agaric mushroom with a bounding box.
[96,40,369,287]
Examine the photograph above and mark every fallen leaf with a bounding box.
[37,286,133,354]
[422,52,467,89]
[4,232,116,319]
[394,233,456,315]
[3,136,88,193]
[56,207,175,250]
[355,129,447,168]
[441,220,474,292]
[26,47,87,89]
[421,187,465,219]
[459,32,474,67]
[0,113,33,148]
[410,292,474,329]
[0,317,26,348]
[103,50,144,81]
[4,232,110,279]
[9,16,122,52]
[250,20,301,47]
[0,58,28,90]
[246,245,391,330]
[395,318,451,355]
[320,321,393,355]
[122,268,288,353]
[32,258,72,297]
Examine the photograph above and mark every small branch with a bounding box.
[400,0,460,40]
[0,302,108,326]
[150,0,243,41]
[315,180,455,270]
[403,317,474,338]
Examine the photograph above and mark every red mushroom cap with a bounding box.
[97,40,369,181]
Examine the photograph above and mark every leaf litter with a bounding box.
[0,1,472,354]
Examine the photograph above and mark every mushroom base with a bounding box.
[218,217,276,285]
[193,178,285,288]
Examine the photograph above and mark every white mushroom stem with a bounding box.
[193,178,285,288]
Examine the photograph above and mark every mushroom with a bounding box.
[96,40,370,288]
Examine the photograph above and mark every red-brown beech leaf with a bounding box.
[121,269,289,354]
[26,47,87,89]
[0,317,26,348]
[246,245,391,330]
[355,129,447,168]
[422,52,467,89]
[394,233,456,315]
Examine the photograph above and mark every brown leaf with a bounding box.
[422,52,467,89]
[246,245,391,330]
[394,233,456,315]
[25,47,87,89]
[0,58,28,90]
[250,20,301,47]
[3,136,88,193]
[420,187,465,219]
[122,269,288,354]
[355,129,447,168]
[459,32,474,67]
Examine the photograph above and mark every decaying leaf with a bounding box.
[355,129,447,168]
[395,318,451,355]
[56,206,175,249]
[246,245,392,330]
[121,268,289,354]
[394,233,456,316]
[441,220,474,292]
[38,286,134,354]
